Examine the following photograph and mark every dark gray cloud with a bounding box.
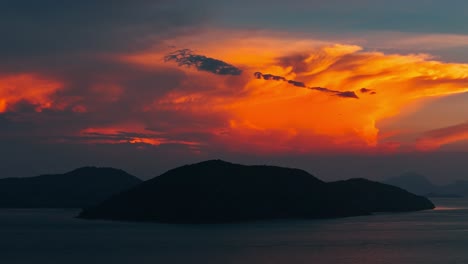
[0,0,209,60]
[287,80,307,88]
[254,72,359,99]
[254,73,286,81]
[360,88,377,95]
[206,0,468,35]
[335,91,362,98]
[164,49,243,75]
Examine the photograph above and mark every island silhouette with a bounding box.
[78,160,434,223]
[0,167,142,208]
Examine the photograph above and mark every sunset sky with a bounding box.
[2,0,468,182]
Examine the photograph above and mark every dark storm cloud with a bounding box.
[164,49,243,75]
[254,72,359,99]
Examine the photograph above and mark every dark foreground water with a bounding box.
[1,198,468,264]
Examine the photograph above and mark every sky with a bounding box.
[1,0,468,183]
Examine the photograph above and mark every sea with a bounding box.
[1,198,468,264]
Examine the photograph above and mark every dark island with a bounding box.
[78,160,434,223]
[0,167,142,208]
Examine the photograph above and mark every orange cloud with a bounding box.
[416,121,468,151]
[120,36,468,153]
[0,73,63,113]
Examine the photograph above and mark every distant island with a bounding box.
[0,167,142,208]
[79,160,434,223]
[384,172,467,197]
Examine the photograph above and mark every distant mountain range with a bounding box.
[79,160,434,223]
[0,167,142,208]
[383,172,467,197]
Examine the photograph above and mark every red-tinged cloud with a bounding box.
[416,121,468,151]
[78,127,201,149]
[0,74,63,113]
[163,50,359,99]
[4,33,468,155]
[125,39,468,153]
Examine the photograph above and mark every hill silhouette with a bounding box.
[384,172,466,197]
[384,172,438,195]
[439,180,468,197]
[79,160,434,223]
[0,167,142,208]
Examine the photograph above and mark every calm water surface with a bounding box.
[1,198,468,264]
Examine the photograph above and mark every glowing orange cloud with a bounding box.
[0,73,62,113]
[416,122,468,151]
[122,37,468,153]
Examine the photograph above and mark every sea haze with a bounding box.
[1,198,467,264]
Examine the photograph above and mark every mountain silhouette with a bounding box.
[384,172,466,197]
[438,180,468,197]
[0,167,142,208]
[384,172,438,195]
[79,160,434,223]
